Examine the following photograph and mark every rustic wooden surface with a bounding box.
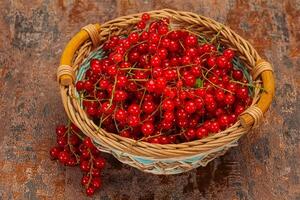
[0,0,299,199]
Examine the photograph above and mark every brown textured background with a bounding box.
[0,0,299,199]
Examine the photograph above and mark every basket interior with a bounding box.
[64,10,264,158]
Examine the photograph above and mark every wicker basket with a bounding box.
[57,9,275,174]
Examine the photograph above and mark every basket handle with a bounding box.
[239,59,275,128]
[57,24,101,86]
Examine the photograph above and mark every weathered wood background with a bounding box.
[0,0,299,199]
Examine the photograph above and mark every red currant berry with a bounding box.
[86,186,95,196]
[145,80,157,92]
[137,20,146,29]
[184,35,198,47]
[185,129,196,140]
[196,127,208,139]
[128,32,139,44]
[92,177,102,189]
[142,101,156,114]
[114,109,127,122]
[232,70,243,81]
[162,99,175,111]
[80,160,90,172]
[141,122,154,136]
[127,115,140,127]
[83,137,94,148]
[224,94,236,105]
[75,81,85,91]
[56,125,67,137]
[216,56,228,68]
[184,100,197,114]
[218,115,230,128]
[58,150,69,164]
[223,49,235,60]
[94,157,106,169]
[141,13,150,21]
[81,175,89,186]
[50,146,61,159]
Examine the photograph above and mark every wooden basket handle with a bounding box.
[57,24,101,86]
[239,59,275,128]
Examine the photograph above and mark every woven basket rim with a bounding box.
[58,9,274,159]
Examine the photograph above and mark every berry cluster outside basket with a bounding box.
[57,9,275,174]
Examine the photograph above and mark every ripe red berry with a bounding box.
[223,49,235,60]
[92,177,102,189]
[86,186,95,196]
[232,70,243,81]
[145,80,157,92]
[84,81,94,91]
[56,125,67,137]
[75,81,85,91]
[137,20,146,29]
[184,100,197,114]
[216,56,228,68]
[142,101,156,114]
[94,157,106,169]
[80,160,90,172]
[184,35,198,47]
[150,55,161,68]
[114,109,127,122]
[183,74,196,87]
[141,122,154,136]
[50,146,61,159]
[58,150,69,164]
[114,90,128,102]
[128,32,139,44]
[196,127,208,139]
[141,13,150,21]
[184,129,196,140]
[81,175,89,186]
[127,115,140,127]
[218,115,230,128]
[83,137,94,148]
[209,121,220,133]
[162,99,175,111]
[224,94,236,105]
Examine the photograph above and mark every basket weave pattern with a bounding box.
[57,9,274,174]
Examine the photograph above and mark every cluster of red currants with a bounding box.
[75,13,252,144]
[50,123,106,196]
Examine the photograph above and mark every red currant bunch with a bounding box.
[75,12,252,144]
[50,123,106,196]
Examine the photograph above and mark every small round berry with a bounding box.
[185,129,196,140]
[92,177,102,189]
[184,100,197,114]
[162,99,175,111]
[141,122,154,136]
[86,186,95,196]
[58,150,69,164]
[184,35,198,47]
[94,157,106,169]
[196,127,208,139]
[136,20,146,29]
[223,49,235,60]
[81,175,89,186]
[50,146,61,159]
[141,13,150,21]
[127,115,140,127]
[56,125,67,137]
[80,160,90,172]
[142,101,156,114]
[75,81,85,91]
[232,70,243,81]
[216,56,228,68]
